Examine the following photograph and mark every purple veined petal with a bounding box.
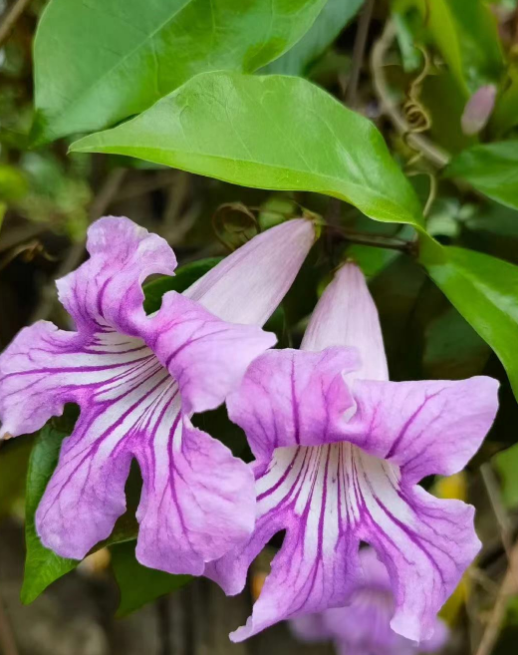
[0,321,153,439]
[226,347,360,462]
[135,415,255,575]
[184,218,316,326]
[301,262,389,382]
[461,85,497,136]
[28,325,255,569]
[34,330,170,557]
[57,216,177,335]
[142,292,277,415]
[206,444,361,642]
[341,376,499,484]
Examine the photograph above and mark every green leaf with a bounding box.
[0,437,34,519]
[72,72,423,228]
[396,0,504,94]
[143,257,222,314]
[444,142,518,210]
[420,235,518,401]
[111,541,190,617]
[262,0,363,76]
[493,442,518,510]
[21,424,77,604]
[33,0,327,142]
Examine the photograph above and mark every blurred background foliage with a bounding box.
[1,0,518,654]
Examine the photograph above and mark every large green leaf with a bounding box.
[396,0,503,95]
[33,0,327,142]
[420,236,518,400]
[72,72,423,227]
[262,0,363,76]
[444,142,518,210]
[111,542,191,616]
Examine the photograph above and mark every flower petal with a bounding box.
[185,218,315,325]
[301,263,388,381]
[342,376,499,483]
[35,333,170,557]
[0,321,153,438]
[351,450,480,641]
[135,415,255,575]
[57,216,176,334]
[143,292,277,414]
[226,347,359,462]
[207,444,360,641]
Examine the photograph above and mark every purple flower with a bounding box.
[208,262,499,642]
[290,548,449,655]
[0,216,315,575]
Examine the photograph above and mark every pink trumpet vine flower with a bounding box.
[290,548,449,655]
[0,216,315,575]
[209,262,499,642]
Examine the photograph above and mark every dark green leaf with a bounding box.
[444,142,518,210]
[111,541,190,617]
[33,0,327,142]
[72,72,423,228]
[21,424,77,604]
[262,0,363,76]
[420,235,518,401]
[0,437,34,519]
[143,257,222,314]
[395,0,504,94]
[493,442,518,509]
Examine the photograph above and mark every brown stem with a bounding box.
[475,541,518,655]
[328,225,414,254]
[346,0,376,108]
[370,20,449,168]
[0,0,32,48]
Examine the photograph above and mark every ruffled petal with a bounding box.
[342,376,499,484]
[351,453,479,641]
[35,332,170,557]
[301,263,388,381]
[143,293,276,414]
[57,216,176,334]
[0,322,153,438]
[207,444,360,641]
[185,218,315,325]
[135,415,255,575]
[226,347,359,462]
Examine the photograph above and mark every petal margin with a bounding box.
[226,347,359,462]
[135,415,255,575]
[185,218,315,326]
[144,293,277,414]
[57,216,177,334]
[342,376,499,483]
